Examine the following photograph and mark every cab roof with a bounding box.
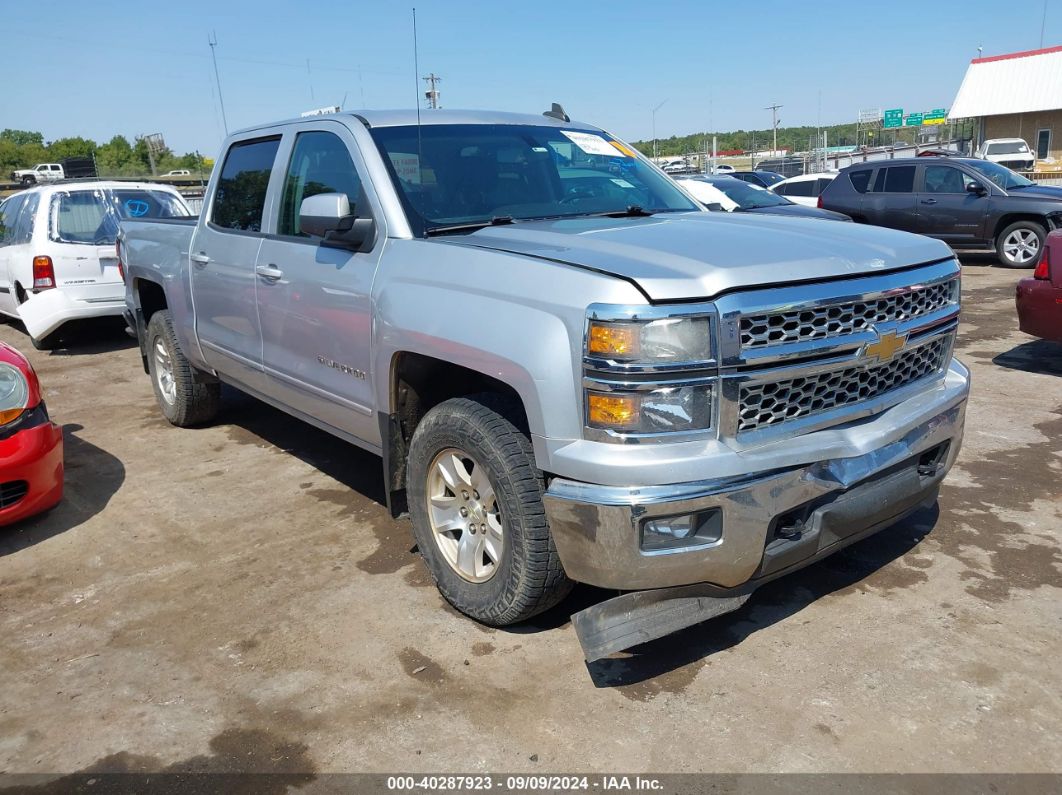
[232,109,599,136]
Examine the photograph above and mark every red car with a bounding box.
[1016,230,1062,343]
[0,342,63,525]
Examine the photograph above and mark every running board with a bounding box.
[572,586,751,662]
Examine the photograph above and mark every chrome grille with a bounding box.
[738,336,950,432]
[0,481,28,509]
[740,278,958,350]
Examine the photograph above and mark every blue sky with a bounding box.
[2,0,1058,156]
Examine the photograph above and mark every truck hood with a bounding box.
[442,212,952,301]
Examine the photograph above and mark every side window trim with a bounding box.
[206,134,283,236]
[268,121,378,245]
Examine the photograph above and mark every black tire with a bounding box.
[146,309,221,427]
[995,220,1046,268]
[20,176,34,186]
[407,394,573,626]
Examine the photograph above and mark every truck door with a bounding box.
[189,135,281,393]
[861,165,918,233]
[254,124,382,445]
[915,164,988,244]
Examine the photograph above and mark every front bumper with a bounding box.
[0,408,64,526]
[543,360,969,591]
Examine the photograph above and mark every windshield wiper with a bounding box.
[425,216,515,237]
[593,205,655,218]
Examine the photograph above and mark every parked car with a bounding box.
[769,172,838,207]
[730,170,785,188]
[0,341,63,526]
[711,164,735,174]
[678,175,850,221]
[1015,230,1062,342]
[161,169,192,177]
[819,157,1062,268]
[0,181,192,349]
[975,138,1035,172]
[9,157,97,186]
[663,162,692,174]
[121,109,968,661]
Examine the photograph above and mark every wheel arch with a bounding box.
[379,349,539,518]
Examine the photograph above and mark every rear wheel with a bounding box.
[146,310,221,426]
[996,221,1045,268]
[407,394,572,626]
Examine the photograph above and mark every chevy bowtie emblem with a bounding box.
[864,329,908,363]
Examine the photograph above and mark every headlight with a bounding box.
[0,363,30,426]
[587,316,712,365]
[586,382,712,435]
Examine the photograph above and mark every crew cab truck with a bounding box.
[121,110,970,660]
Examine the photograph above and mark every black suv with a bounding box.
[819,158,1062,267]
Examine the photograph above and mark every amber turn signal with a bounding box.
[588,322,640,358]
[587,392,640,429]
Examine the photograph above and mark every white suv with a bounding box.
[975,138,1035,171]
[0,181,191,349]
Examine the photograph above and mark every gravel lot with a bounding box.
[0,260,1059,778]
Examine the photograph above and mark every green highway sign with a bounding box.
[883,108,904,129]
[905,113,924,126]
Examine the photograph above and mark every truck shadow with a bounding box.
[0,424,125,557]
[993,339,1062,376]
[582,504,939,688]
[218,387,387,506]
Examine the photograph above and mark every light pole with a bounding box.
[652,99,668,161]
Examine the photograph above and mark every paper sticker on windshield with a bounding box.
[610,178,635,188]
[561,131,628,157]
[389,153,421,184]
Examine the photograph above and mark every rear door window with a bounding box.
[873,166,916,193]
[0,196,24,246]
[848,170,872,193]
[12,193,38,244]
[783,180,815,197]
[211,137,282,232]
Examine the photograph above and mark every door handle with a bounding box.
[920,199,938,205]
[255,264,284,282]
[190,252,210,266]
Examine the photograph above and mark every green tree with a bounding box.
[1,129,44,147]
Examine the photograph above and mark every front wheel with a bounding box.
[996,221,1045,268]
[407,394,572,626]
[20,176,35,187]
[146,309,221,426]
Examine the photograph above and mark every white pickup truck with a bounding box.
[11,163,65,185]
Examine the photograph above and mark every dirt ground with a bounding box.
[0,258,1059,778]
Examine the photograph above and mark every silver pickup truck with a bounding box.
[120,109,969,660]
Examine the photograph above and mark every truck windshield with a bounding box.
[369,124,699,235]
[986,142,1029,155]
[51,188,191,245]
[965,160,1035,191]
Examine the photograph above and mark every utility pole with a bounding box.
[208,32,228,136]
[651,99,668,161]
[765,103,782,157]
[423,73,441,109]
[1040,0,1047,48]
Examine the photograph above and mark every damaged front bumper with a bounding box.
[543,361,969,661]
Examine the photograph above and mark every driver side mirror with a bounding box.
[966,181,988,196]
[299,192,376,251]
